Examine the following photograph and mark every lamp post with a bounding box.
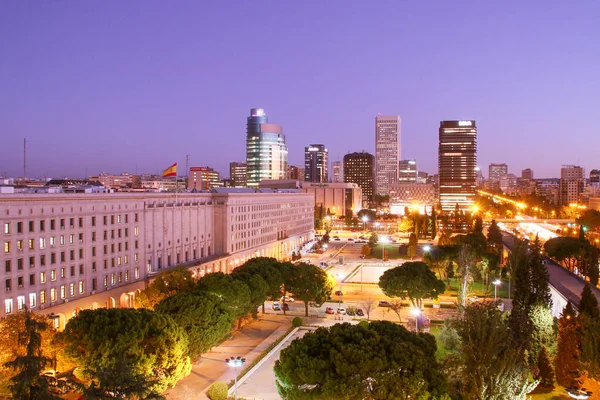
[225,356,246,400]
[362,216,368,232]
[410,308,421,332]
[336,273,344,318]
[493,279,501,300]
[380,236,389,261]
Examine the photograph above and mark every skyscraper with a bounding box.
[522,168,534,180]
[398,160,418,183]
[559,165,585,205]
[230,162,248,187]
[331,161,343,183]
[488,163,508,191]
[344,151,374,208]
[304,144,328,183]
[245,108,288,187]
[375,115,401,196]
[438,120,477,212]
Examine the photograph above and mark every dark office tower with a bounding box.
[230,162,247,187]
[438,120,477,213]
[590,169,600,184]
[522,168,534,180]
[304,144,328,183]
[398,160,417,183]
[246,108,288,187]
[344,151,375,208]
[288,165,300,180]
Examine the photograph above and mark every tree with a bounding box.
[388,299,403,322]
[544,236,585,273]
[155,292,233,360]
[357,209,376,222]
[361,244,371,257]
[451,303,539,400]
[231,257,290,313]
[537,346,555,389]
[368,232,379,249]
[196,272,252,323]
[408,232,418,247]
[137,266,196,309]
[487,219,504,254]
[398,218,414,236]
[378,261,445,310]
[344,209,353,226]
[3,308,59,400]
[359,298,375,321]
[56,308,191,394]
[579,283,600,320]
[286,263,333,317]
[431,206,437,240]
[231,271,269,318]
[473,215,483,233]
[555,302,581,387]
[274,321,448,400]
[456,245,478,310]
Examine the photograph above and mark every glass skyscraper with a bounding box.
[245,108,288,187]
[304,144,328,183]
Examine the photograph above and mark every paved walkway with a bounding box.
[165,315,292,400]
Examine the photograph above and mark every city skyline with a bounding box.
[2,2,599,179]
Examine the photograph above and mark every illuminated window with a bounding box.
[4,241,10,253]
[50,288,57,302]
[5,299,13,314]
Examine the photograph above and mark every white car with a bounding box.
[337,307,346,315]
[272,302,282,311]
[281,296,295,303]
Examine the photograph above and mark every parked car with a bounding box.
[335,238,341,241]
[335,290,343,296]
[280,296,295,303]
[347,310,356,316]
[325,307,335,314]
[272,302,281,311]
[283,302,290,311]
[337,307,346,315]
[378,300,392,307]
[356,308,364,316]
[348,238,354,241]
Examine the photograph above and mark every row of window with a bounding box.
[3,214,140,235]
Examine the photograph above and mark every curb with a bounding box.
[227,327,300,397]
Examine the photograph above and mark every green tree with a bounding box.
[274,321,448,400]
[408,232,418,247]
[3,309,58,400]
[155,292,233,360]
[555,302,581,387]
[537,346,555,389]
[137,266,196,309]
[398,218,414,236]
[344,209,353,226]
[230,257,288,313]
[286,262,333,317]
[579,283,600,320]
[56,308,191,394]
[456,245,478,310]
[357,209,376,222]
[544,236,585,273]
[473,215,483,233]
[451,303,539,400]
[431,206,437,240]
[207,382,228,400]
[196,272,252,323]
[487,219,504,254]
[378,261,445,310]
[368,232,379,249]
[579,284,600,379]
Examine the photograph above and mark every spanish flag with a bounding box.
[162,163,177,177]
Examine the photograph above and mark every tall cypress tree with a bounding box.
[508,241,533,350]
[555,302,581,387]
[530,235,552,308]
[579,283,600,320]
[430,206,437,240]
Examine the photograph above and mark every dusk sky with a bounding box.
[1,1,599,179]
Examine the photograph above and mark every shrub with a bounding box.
[207,382,228,400]
[437,322,461,351]
[358,320,369,329]
[292,317,303,327]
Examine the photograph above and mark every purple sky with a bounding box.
[1,1,599,179]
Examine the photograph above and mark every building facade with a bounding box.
[230,162,248,188]
[188,167,222,190]
[246,108,288,187]
[0,191,314,326]
[304,144,328,183]
[300,182,362,217]
[344,151,374,208]
[522,168,534,180]
[88,173,141,190]
[331,161,344,183]
[488,163,508,189]
[389,183,435,215]
[438,120,477,213]
[398,160,418,183]
[375,115,401,196]
[560,165,585,205]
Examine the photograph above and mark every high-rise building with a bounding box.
[375,115,401,196]
[559,165,585,205]
[288,165,304,181]
[229,162,248,188]
[488,163,508,188]
[331,161,344,183]
[304,144,328,183]
[188,167,222,190]
[246,108,288,187]
[344,151,374,208]
[590,169,600,185]
[398,160,417,183]
[522,168,534,180]
[438,120,477,212]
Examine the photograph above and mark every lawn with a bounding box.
[441,278,510,299]
[529,386,570,399]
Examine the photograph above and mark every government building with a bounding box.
[1,190,314,328]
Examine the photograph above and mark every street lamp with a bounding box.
[423,245,431,253]
[410,308,421,332]
[380,236,389,261]
[362,216,368,232]
[225,356,246,400]
[336,273,344,317]
[493,279,501,300]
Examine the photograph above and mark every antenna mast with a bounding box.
[23,138,27,180]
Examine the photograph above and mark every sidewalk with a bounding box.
[165,315,292,400]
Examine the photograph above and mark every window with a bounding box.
[135,240,138,249]
[92,278,97,290]
[60,268,65,278]
[78,281,84,294]
[50,270,56,281]
[5,279,11,291]
[4,223,10,234]
[103,231,107,240]
[125,214,129,223]
[5,260,10,272]
[117,215,121,224]
[50,288,57,302]
[39,220,45,231]
[79,264,84,275]
[134,213,139,222]
[40,255,45,266]
[17,222,23,233]
[103,276,108,287]
[5,299,13,314]
[78,233,83,243]
[134,227,139,236]
[17,276,23,288]
[134,253,138,262]
[29,256,34,268]
[125,228,129,237]
[29,274,35,285]
[124,255,128,264]
[134,267,140,279]
[50,253,56,264]
[17,296,26,310]
[118,272,122,283]
[91,216,96,227]
[78,218,83,228]
[40,272,46,284]
[125,270,130,281]
[28,239,34,250]
[118,256,122,265]
[60,235,65,245]
[92,247,96,256]
[111,273,115,285]
[92,262,96,272]
[60,219,65,229]
[92,232,96,242]
[79,249,83,259]
[125,242,128,251]
[50,219,56,230]
[70,250,75,261]
[70,266,75,277]
[28,221,34,232]
[29,293,36,308]
[40,290,46,304]
[103,216,107,225]
[69,283,75,296]
[103,245,107,255]
[39,238,46,249]
[111,216,115,224]
[50,236,55,246]
[17,258,23,270]
[4,241,10,253]
[60,252,65,262]
[69,234,74,244]
[60,285,66,299]
[69,218,74,228]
